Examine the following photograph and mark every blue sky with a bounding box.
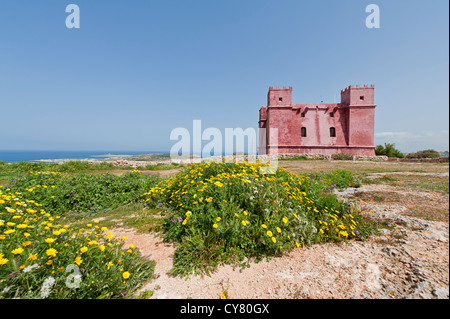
[0,0,448,153]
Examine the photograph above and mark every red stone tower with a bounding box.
[258,85,376,156]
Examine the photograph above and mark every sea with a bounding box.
[0,150,167,164]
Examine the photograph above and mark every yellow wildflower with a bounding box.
[28,254,37,260]
[74,256,83,266]
[12,248,24,255]
[22,241,32,247]
[46,248,57,258]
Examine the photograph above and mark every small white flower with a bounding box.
[40,276,56,299]
[23,263,39,273]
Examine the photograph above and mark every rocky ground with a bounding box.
[110,172,449,299]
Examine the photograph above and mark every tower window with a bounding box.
[329,113,334,117]
[301,127,307,137]
[330,127,336,137]
[279,97,283,101]
[301,113,305,117]
[360,96,364,100]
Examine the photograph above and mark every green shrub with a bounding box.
[406,149,441,159]
[332,153,353,160]
[375,143,405,158]
[142,161,376,276]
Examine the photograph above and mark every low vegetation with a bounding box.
[7,170,160,220]
[331,153,353,161]
[1,158,446,297]
[142,161,377,276]
[406,149,441,159]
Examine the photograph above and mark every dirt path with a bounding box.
[110,206,448,299]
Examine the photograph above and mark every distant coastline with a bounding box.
[35,153,174,165]
[0,150,169,164]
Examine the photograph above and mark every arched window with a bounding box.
[301,127,307,137]
[330,127,336,137]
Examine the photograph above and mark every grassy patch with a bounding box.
[142,162,182,171]
[7,170,161,219]
[279,155,311,161]
[306,170,362,190]
[69,203,165,235]
[279,160,449,175]
[366,174,449,195]
[399,175,449,194]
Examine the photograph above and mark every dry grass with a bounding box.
[278,160,449,224]
[352,190,448,223]
[279,160,449,174]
